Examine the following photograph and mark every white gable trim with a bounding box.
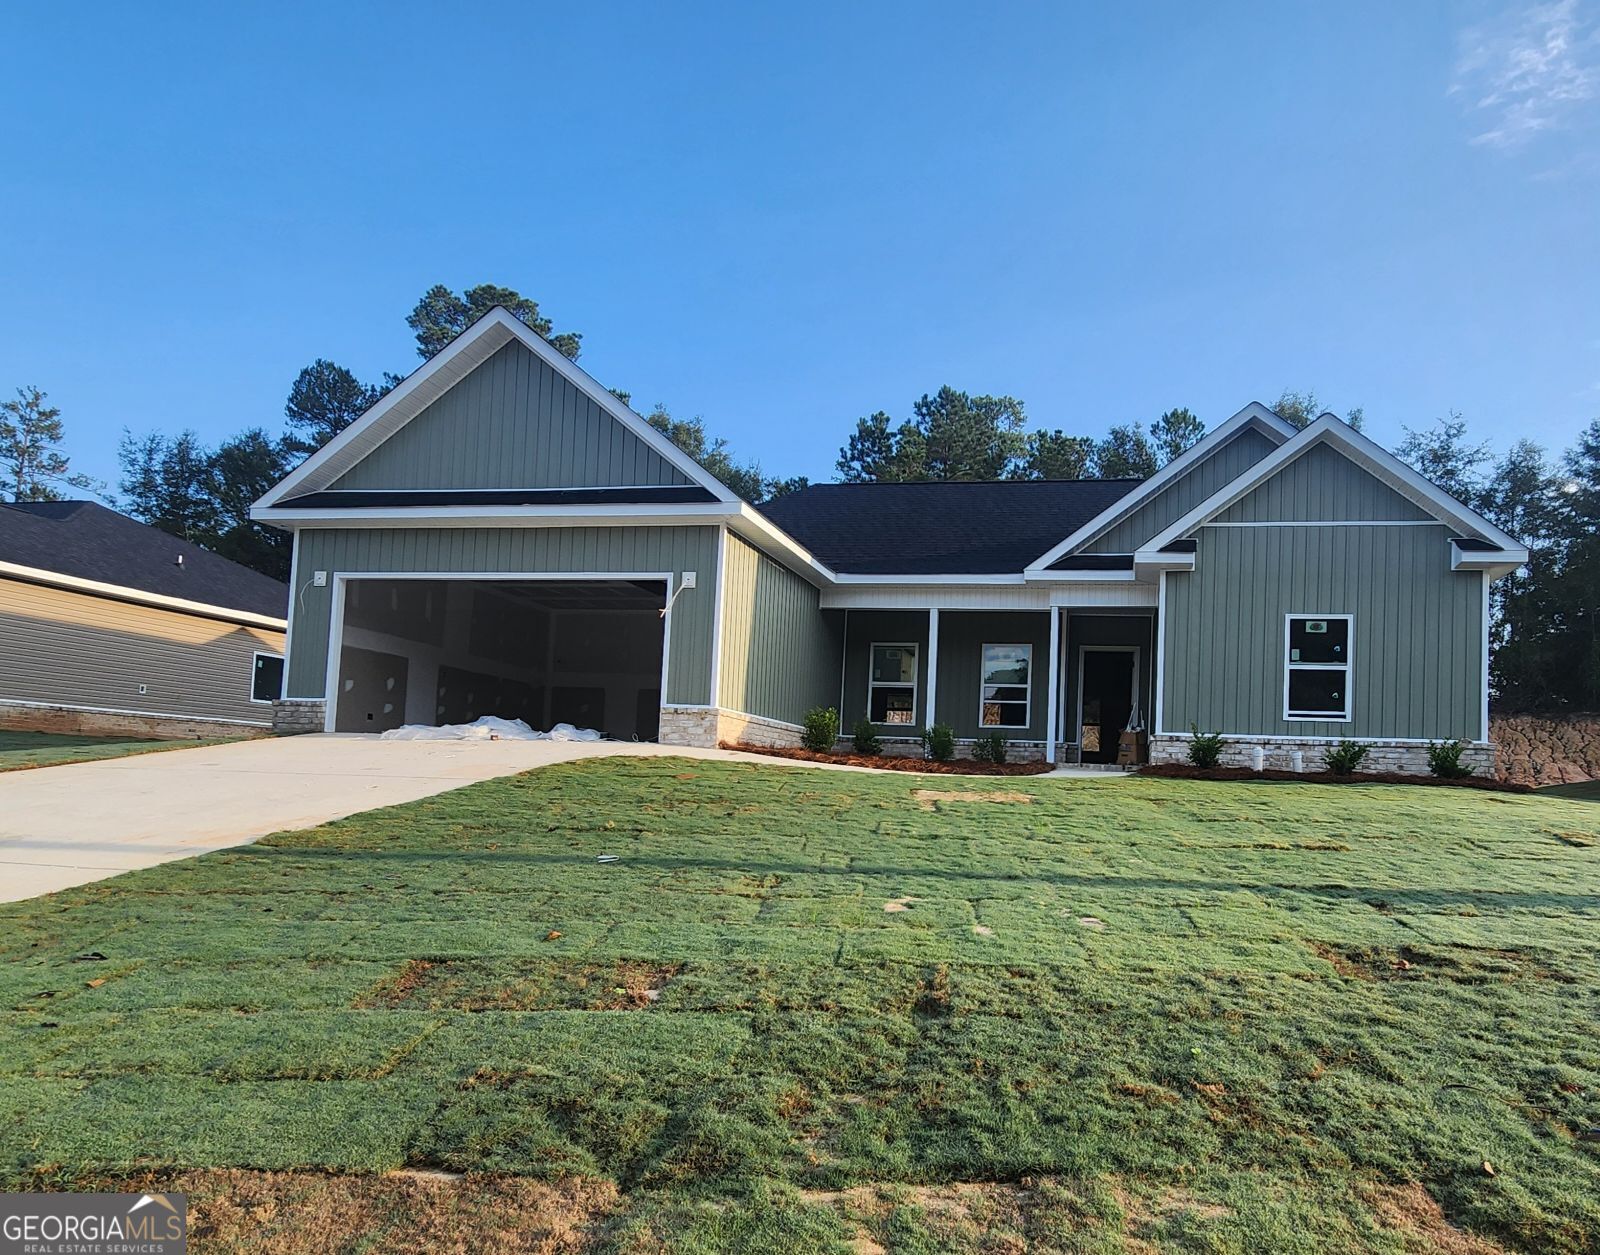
[254,307,739,509]
[1142,414,1528,559]
[1024,403,1296,572]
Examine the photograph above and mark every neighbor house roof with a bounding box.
[756,479,1143,575]
[0,501,289,624]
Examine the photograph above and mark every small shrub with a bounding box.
[1323,740,1370,776]
[1188,724,1226,769]
[922,723,956,762]
[1427,739,1472,778]
[800,706,839,753]
[971,731,1009,764]
[851,717,881,756]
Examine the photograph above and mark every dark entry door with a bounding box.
[1079,650,1135,764]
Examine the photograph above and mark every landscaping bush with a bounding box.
[921,723,956,762]
[800,706,839,753]
[1188,724,1226,769]
[971,731,1009,763]
[851,718,881,756]
[1324,740,1370,775]
[1426,739,1472,778]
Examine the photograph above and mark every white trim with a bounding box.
[977,642,1033,729]
[1153,729,1495,748]
[255,503,742,527]
[866,640,920,727]
[1154,570,1168,734]
[255,307,739,509]
[1075,645,1140,758]
[1283,613,1354,723]
[1203,519,1445,528]
[0,696,271,729]
[925,610,940,728]
[709,526,728,708]
[831,572,1028,585]
[1045,610,1061,763]
[838,609,849,718]
[281,532,302,683]
[1450,539,1529,577]
[1480,569,1491,744]
[249,650,285,705]
[1144,415,1526,558]
[0,559,288,631]
[822,582,1157,611]
[1025,403,1297,571]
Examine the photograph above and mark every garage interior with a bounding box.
[332,578,666,738]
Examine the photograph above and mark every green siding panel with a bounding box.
[1160,524,1483,740]
[1085,429,1277,554]
[331,341,693,491]
[285,526,719,705]
[717,534,841,725]
[1218,443,1431,522]
[933,611,1054,739]
[840,611,931,732]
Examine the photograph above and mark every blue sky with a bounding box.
[3,2,1597,491]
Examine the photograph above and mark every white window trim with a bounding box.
[1283,613,1353,722]
[978,643,1033,729]
[867,641,919,726]
[250,650,286,705]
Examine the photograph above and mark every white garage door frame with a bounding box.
[323,570,676,734]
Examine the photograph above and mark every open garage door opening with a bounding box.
[330,577,667,739]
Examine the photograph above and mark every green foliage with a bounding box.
[1426,739,1473,779]
[921,722,956,761]
[407,283,581,361]
[970,731,1009,763]
[800,706,839,752]
[1273,389,1364,432]
[1150,407,1206,464]
[1093,422,1159,478]
[283,359,392,456]
[1322,740,1370,775]
[1187,725,1226,769]
[837,388,1028,482]
[1023,429,1095,479]
[851,717,881,756]
[644,406,775,503]
[0,386,100,502]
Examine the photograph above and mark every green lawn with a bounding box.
[1,758,1597,1254]
[1542,780,1600,803]
[0,730,230,772]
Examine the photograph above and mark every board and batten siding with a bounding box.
[1160,524,1483,741]
[286,526,719,705]
[840,610,931,731]
[716,533,841,726]
[1084,428,1277,554]
[1217,443,1432,522]
[0,576,284,726]
[330,341,693,492]
[934,610,1053,740]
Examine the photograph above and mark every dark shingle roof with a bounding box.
[0,501,288,620]
[757,479,1143,575]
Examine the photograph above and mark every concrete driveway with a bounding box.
[0,734,768,903]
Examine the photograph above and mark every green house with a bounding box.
[253,308,1526,774]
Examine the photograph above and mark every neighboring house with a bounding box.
[252,308,1526,773]
[0,502,289,737]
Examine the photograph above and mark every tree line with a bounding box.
[2,287,1594,710]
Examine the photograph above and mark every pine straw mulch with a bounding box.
[1138,762,1532,792]
[720,742,1056,775]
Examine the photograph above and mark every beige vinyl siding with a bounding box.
[717,533,840,725]
[1217,443,1432,522]
[1160,524,1482,740]
[330,341,693,491]
[0,576,284,726]
[286,526,719,705]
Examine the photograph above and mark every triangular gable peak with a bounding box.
[1026,403,1297,572]
[1138,414,1526,561]
[256,308,737,507]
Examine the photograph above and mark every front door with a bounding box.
[1078,648,1136,764]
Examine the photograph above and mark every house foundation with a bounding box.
[1147,734,1497,777]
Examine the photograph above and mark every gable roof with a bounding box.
[254,307,739,509]
[1025,402,1297,572]
[756,479,1142,575]
[0,501,288,624]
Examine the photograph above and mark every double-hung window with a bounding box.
[1284,615,1351,721]
[979,644,1031,728]
[868,643,918,724]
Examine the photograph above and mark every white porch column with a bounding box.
[1046,608,1061,764]
[925,608,940,728]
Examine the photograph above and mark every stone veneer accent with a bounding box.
[828,736,1050,764]
[659,707,806,749]
[0,701,268,741]
[272,699,328,736]
[1148,734,1496,777]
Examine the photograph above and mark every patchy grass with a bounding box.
[1,758,1597,1253]
[0,730,234,772]
[1541,780,1600,803]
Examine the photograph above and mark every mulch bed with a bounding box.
[1138,763,1533,793]
[720,742,1055,775]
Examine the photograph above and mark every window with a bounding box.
[980,644,1032,728]
[868,643,918,724]
[1284,616,1351,720]
[252,652,285,704]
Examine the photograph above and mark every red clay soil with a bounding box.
[720,742,1055,775]
[1138,763,1532,792]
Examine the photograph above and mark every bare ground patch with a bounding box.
[1362,1182,1511,1254]
[913,789,1036,808]
[356,958,681,1011]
